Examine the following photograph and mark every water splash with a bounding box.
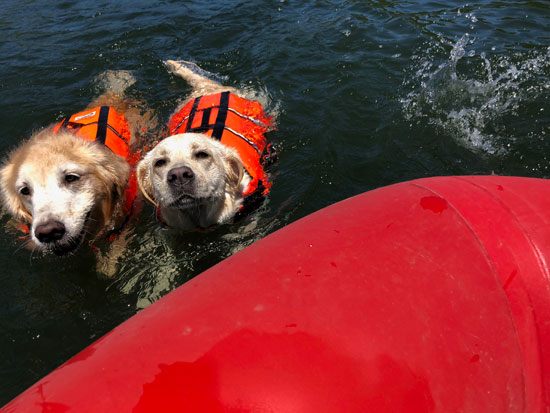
[401,33,550,154]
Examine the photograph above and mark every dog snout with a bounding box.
[167,166,195,186]
[34,220,66,243]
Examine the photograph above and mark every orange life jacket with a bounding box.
[53,106,131,160]
[52,106,139,239]
[167,92,273,208]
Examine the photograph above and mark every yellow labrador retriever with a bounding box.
[0,71,153,259]
[137,60,273,230]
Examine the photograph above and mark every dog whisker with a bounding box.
[14,236,33,255]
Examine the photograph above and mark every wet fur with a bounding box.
[137,133,248,229]
[3,129,128,215]
[137,60,257,230]
[0,84,153,266]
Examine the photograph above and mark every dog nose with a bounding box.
[167,166,195,185]
[34,221,66,243]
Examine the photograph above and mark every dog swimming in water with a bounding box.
[137,60,274,230]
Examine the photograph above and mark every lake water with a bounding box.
[0,0,549,404]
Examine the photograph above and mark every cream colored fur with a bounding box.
[137,59,261,230]
[137,133,249,229]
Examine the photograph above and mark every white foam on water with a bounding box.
[401,30,550,155]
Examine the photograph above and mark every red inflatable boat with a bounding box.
[3,175,550,412]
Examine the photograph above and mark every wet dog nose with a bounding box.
[34,221,66,243]
[167,166,195,185]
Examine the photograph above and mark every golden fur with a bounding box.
[0,73,154,260]
[1,130,129,254]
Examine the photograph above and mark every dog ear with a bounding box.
[93,151,130,223]
[223,150,244,192]
[136,157,158,208]
[0,161,32,224]
[110,155,131,207]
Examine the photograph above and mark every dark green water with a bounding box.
[0,0,549,404]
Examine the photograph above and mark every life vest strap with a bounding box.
[185,96,202,133]
[55,106,131,159]
[211,91,229,140]
[60,121,128,145]
[170,114,190,135]
[227,107,267,127]
[96,106,110,145]
[171,96,268,136]
[224,126,261,155]
[61,116,71,129]
[107,124,129,144]
[201,107,212,130]
[233,179,267,222]
[183,91,231,141]
[48,106,138,243]
[166,91,271,204]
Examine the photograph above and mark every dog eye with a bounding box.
[19,186,31,196]
[195,151,210,159]
[154,159,167,168]
[65,174,81,184]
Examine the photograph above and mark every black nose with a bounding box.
[34,221,66,243]
[167,166,195,186]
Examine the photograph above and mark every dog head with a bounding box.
[137,133,244,228]
[0,129,130,255]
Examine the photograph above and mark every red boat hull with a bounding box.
[4,176,550,412]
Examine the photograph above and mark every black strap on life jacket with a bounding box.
[233,140,279,222]
[185,97,203,133]
[201,108,212,130]
[95,106,111,145]
[61,116,71,129]
[185,91,230,140]
[233,179,266,223]
[211,91,229,140]
[58,106,128,146]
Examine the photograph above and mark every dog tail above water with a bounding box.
[164,59,220,84]
[164,59,236,98]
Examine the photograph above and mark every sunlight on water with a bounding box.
[110,204,281,310]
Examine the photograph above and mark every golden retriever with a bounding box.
[0,71,154,259]
[137,60,273,230]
